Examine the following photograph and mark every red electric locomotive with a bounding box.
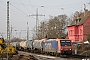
[57,39,72,55]
[43,38,72,55]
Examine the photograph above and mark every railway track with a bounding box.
[12,51,89,60]
[64,54,89,59]
[17,51,57,60]
[0,51,88,60]
[27,50,89,59]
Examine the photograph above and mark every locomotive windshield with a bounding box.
[60,40,71,46]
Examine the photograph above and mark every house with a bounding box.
[68,9,90,43]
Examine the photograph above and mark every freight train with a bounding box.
[11,38,72,55]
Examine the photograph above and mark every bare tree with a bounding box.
[36,14,74,39]
[47,14,69,38]
[37,21,48,39]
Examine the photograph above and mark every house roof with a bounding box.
[70,9,90,26]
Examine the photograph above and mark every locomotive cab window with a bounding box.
[60,40,71,46]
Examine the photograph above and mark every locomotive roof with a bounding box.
[47,39,56,41]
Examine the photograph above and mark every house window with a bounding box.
[80,29,82,35]
[79,18,81,22]
[69,30,73,35]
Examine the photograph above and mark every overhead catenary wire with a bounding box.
[0,1,27,17]
[10,1,36,19]
[28,0,37,19]
[0,1,89,19]
[10,3,28,16]
[0,1,6,11]
[0,6,6,11]
[10,3,36,20]
[2,1,88,10]
[19,0,32,13]
[11,0,36,16]
[19,0,36,19]
[6,1,89,14]
[28,0,36,11]
[0,0,36,28]
[0,1,6,6]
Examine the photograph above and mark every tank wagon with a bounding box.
[16,42,20,50]
[11,42,20,50]
[33,39,46,53]
[12,38,72,55]
[19,41,26,51]
[11,40,33,51]
[11,42,17,48]
[26,40,33,52]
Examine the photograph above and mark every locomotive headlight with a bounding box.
[70,49,71,50]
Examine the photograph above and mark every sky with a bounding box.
[0,0,90,39]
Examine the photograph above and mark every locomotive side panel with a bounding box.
[43,39,58,52]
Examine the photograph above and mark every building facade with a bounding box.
[68,10,90,43]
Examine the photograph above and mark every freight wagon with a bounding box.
[33,39,46,53]
[19,41,26,50]
[26,40,33,52]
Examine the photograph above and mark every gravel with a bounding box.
[11,54,38,60]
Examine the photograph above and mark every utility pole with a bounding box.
[7,1,10,60]
[7,1,10,45]
[10,25,14,39]
[41,22,45,38]
[27,22,29,40]
[29,8,45,39]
